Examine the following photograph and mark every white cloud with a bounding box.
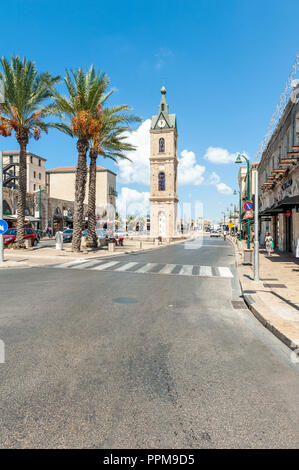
[118,120,151,185]
[204,147,237,164]
[216,182,233,195]
[116,187,150,217]
[206,171,232,195]
[178,150,205,186]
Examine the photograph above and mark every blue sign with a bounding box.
[244,201,253,211]
[0,220,8,234]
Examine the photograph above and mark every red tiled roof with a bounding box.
[47,166,106,172]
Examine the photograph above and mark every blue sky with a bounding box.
[1,0,299,222]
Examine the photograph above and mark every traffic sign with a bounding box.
[244,201,253,211]
[228,222,234,228]
[0,220,8,234]
[243,210,253,219]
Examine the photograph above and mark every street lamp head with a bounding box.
[235,154,242,164]
[233,190,237,195]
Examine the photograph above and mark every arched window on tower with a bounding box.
[158,172,165,191]
[159,137,165,153]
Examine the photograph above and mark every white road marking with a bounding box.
[199,266,212,277]
[135,263,157,273]
[178,265,193,275]
[218,267,233,278]
[90,261,119,271]
[115,262,138,272]
[158,264,177,274]
[55,259,89,268]
[72,259,106,269]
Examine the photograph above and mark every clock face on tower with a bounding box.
[158,119,166,128]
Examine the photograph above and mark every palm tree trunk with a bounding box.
[15,130,28,249]
[72,138,89,252]
[87,149,98,248]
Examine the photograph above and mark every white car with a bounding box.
[210,230,221,238]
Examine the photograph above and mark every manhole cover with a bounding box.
[113,297,137,304]
[231,301,246,309]
[263,283,287,288]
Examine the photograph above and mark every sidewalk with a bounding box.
[0,236,189,269]
[233,237,299,350]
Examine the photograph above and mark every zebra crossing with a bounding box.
[49,258,234,278]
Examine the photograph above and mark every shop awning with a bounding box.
[275,195,299,209]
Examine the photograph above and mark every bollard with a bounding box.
[55,231,63,250]
[108,242,115,253]
[81,236,87,249]
[155,238,159,246]
[25,238,32,249]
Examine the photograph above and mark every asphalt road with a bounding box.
[0,236,298,448]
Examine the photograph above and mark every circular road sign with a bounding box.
[244,201,253,211]
[0,219,8,234]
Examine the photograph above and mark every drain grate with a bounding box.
[263,283,287,288]
[232,300,246,309]
[113,297,137,304]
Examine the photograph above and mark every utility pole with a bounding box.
[0,151,3,263]
[254,168,259,281]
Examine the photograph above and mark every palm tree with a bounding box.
[0,56,59,248]
[50,67,110,252]
[86,105,141,248]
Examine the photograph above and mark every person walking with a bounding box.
[265,232,274,256]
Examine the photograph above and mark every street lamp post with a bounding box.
[233,189,242,241]
[235,153,250,249]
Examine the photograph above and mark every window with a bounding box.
[159,137,165,153]
[39,159,41,166]
[34,171,36,178]
[9,155,13,163]
[34,184,36,191]
[39,173,41,180]
[161,104,164,111]
[30,156,33,163]
[158,172,165,191]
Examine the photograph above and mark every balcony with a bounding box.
[108,187,118,197]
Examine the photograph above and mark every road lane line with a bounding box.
[178,265,193,276]
[90,261,119,271]
[114,262,138,272]
[199,266,212,277]
[135,263,157,273]
[218,267,233,278]
[158,264,177,274]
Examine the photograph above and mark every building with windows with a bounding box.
[258,84,299,255]
[149,85,178,238]
[46,166,117,212]
[2,150,46,193]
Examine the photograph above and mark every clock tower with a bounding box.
[149,85,178,239]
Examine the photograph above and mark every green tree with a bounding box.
[50,66,110,252]
[87,105,141,248]
[0,56,59,247]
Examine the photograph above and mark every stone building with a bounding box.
[149,86,178,238]
[259,84,299,255]
[46,166,117,212]
[2,150,46,193]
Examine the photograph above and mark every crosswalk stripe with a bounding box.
[55,259,89,268]
[158,264,177,274]
[71,259,106,269]
[135,263,157,273]
[199,266,212,277]
[90,261,119,271]
[218,267,233,278]
[178,264,193,275]
[115,262,138,272]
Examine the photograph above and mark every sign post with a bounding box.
[254,169,259,281]
[0,81,5,262]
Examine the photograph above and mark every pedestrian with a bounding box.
[265,232,273,256]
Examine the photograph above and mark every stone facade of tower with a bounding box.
[149,86,178,238]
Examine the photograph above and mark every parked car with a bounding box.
[62,228,73,243]
[3,228,39,246]
[210,230,221,238]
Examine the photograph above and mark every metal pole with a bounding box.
[246,159,250,249]
[0,151,3,262]
[254,168,259,281]
[39,187,42,232]
[239,193,242,240]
